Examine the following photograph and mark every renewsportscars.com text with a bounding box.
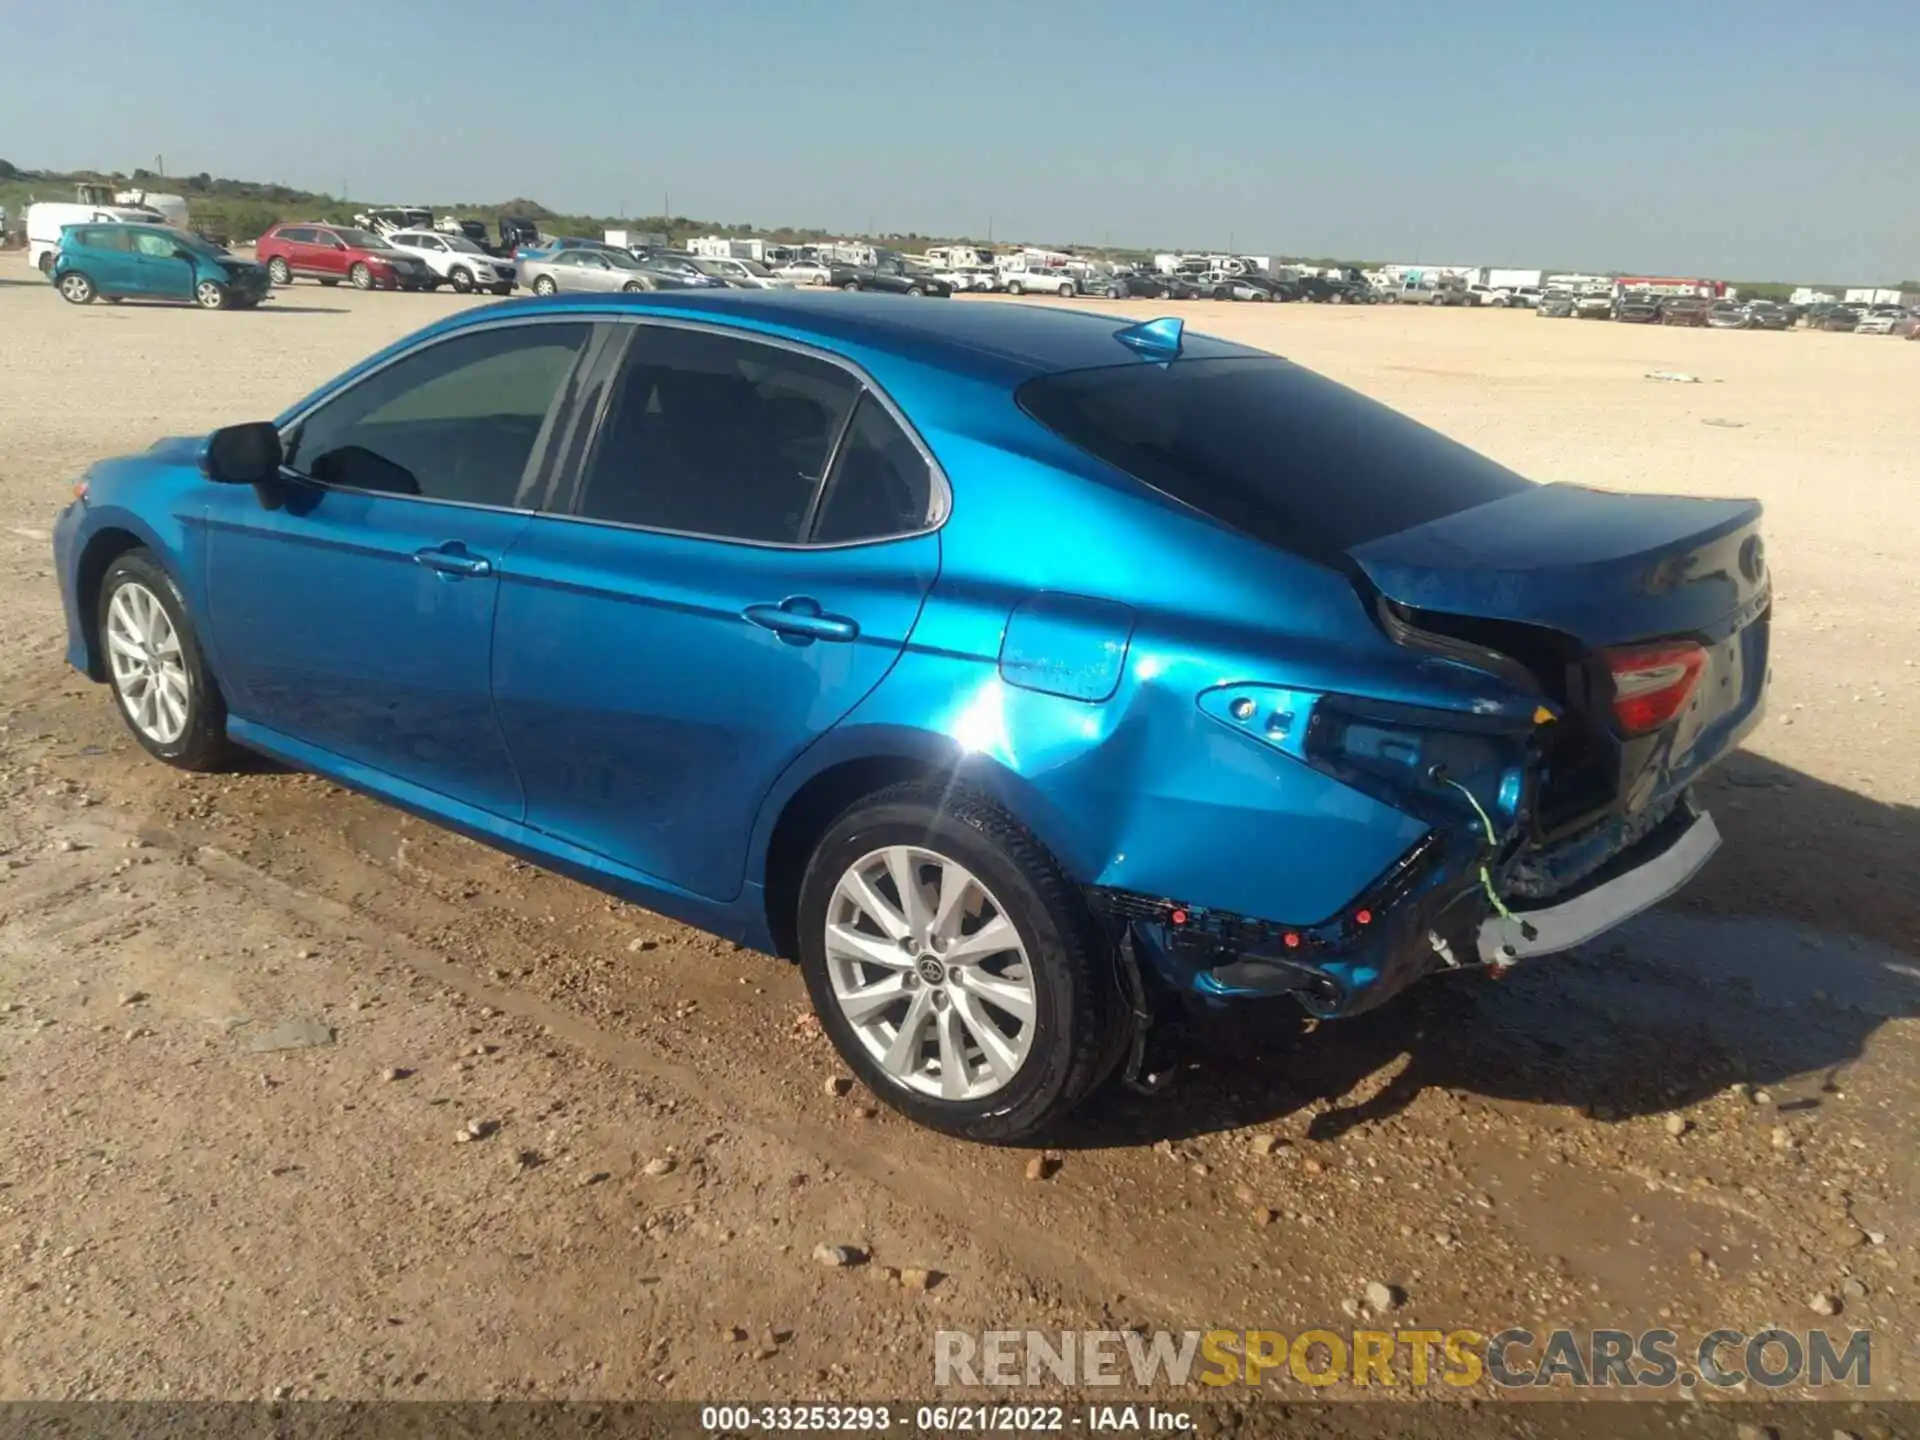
[933,1327,1874,1391]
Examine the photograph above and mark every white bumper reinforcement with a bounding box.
[1478,810,1722,964]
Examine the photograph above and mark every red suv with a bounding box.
[254,223,435,291]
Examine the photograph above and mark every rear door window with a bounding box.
[1017,356,1533,564]
[565,325,860,543]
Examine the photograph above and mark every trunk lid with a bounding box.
[1349,482,1767,648]
[1350,483,1771,834]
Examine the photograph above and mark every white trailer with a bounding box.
[1791,287,1837,306]
[606,229,670,251]
[114,190,189,227]
[1844,286,1915,307]
[1470,266,1543,291]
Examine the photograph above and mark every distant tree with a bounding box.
[0,158,17,178]
[189,172,212,191]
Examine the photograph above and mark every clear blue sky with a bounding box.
[5,0,1915,281]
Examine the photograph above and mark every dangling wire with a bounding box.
[1440,775,1517,923]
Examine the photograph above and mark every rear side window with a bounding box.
[277,227,313,244]
[79,228,132,252]
[569,326,860,543]
[811,395,935,543]
[1017,357,1533,563]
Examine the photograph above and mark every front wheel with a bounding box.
[98,550,237,771]
[58,272,96,305]
[795,782,1124,1142]
[449,266,474,293]
[195,280,229,310]
[350,263,374,290]
[267,257,292,285]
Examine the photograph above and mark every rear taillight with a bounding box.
[1604,641,1706,735]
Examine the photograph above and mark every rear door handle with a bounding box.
[413,543,493,579]
[743,597,859,645]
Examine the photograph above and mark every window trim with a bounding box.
[547,314,951,551]
[274,314,600,517]
[270,312,952,547]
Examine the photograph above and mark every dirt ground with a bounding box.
[0,273,1915,1419]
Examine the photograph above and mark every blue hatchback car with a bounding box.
[52,223,272,310]
[51,293,1769,1139]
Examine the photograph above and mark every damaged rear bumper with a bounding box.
[1090,796,1721,1021]
[1478,804,1719,963]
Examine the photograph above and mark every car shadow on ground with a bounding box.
[1063,753,1920,1149]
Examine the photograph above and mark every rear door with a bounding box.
[73,226,139,293]
[491,319,942,901]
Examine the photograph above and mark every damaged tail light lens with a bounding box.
[1604,640,1706,736]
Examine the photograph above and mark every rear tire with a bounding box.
[1006,280,1025,296]
[267,257,292,285]
[97,550,238,772]
[58,272,95,305]
[795,782,1124,1143]
[532,274,557,296]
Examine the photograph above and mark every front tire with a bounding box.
[195,280,229,310]
[350,263,374,290]
[795,782,1123,1143]
[267,257,292,285]
[98,550,237,772]
[58,272,96,305]
[449,266,475,293]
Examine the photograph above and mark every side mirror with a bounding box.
[200,422,284,485]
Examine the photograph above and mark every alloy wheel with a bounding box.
[823,846,1037,1101]
[105,581,190,745]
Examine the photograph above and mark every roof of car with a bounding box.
[441,290,1266,380]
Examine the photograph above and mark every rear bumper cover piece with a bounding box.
[1478,806,1719,963]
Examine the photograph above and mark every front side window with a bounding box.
[285,322,592,508]
[132,230,179,258]
[569,326,860,543]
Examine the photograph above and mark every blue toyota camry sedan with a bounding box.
[51,292,1770,1140]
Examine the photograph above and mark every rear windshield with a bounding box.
[1017,357,1533,564]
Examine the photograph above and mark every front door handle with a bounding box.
[743,597,859,645]
[413,543,492,579]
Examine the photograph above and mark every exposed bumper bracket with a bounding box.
[1478,809,1721,964]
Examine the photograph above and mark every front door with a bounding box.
[491,320,942,900]
[129,227,195,300]
[203,317,594,817]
